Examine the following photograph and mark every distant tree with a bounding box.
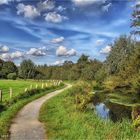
[19,59,35,79]
[105,35,135,76]
[1,61,17,78]
[77,54,89,64]
[0,59,4,71]
[81,66,94,80]
[131,2,140,35]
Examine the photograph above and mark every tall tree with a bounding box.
[131,2,140,35]
[1,61,17,77]
[19,59,35,79]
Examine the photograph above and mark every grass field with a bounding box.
[0,80,49,102]
[39,88,140,140]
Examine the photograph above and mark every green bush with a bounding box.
[133,115,140,129]
[69,81,93,110]
[103,76,125,91]
[7,73,17,80]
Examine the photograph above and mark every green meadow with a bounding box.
[0,80,49,102]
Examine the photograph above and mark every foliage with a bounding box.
[103,76,125,91]
[7,73,17,80]
[68,81,93,110]
[133,115,140,129]
[36,56,102,81]
[19,59,36,79]
[131,3,140,35]
[1,61,17,78]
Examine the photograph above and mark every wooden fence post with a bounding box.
[36,84,38,89]
[25,88,28,92]
[10,87,13,99]
[30,85,32,89]
[0,90,2,102]
[42,83,44,89]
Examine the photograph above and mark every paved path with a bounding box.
[10,84,71,140]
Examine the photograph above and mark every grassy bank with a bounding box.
[39,87,140,140]
[0,81,64,140]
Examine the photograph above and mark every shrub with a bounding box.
[69,81,93,110]
[7,73,17,80]
[103,76,125,91]
[0,103,5,112]
[133,115,140,129]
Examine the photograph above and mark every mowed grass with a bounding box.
[39,88,140,140]
[0,80,48,102]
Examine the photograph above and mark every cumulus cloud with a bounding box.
[53,60,64,66]
[72,0,105,6]
[27,47,47,56]
[66,49,77,56]
[0,0,13,5]
[100,45,112,54]
[17,3,40,19]
[51,36,64,43]
[96,39,105,45]
[44,12,68,23]
[0,51,24,60]
[56,46,76,57]
[0,53,11,60]
[135,0,140,6]
[11,51,24,59]
[56,6,66,12]
[0,45,9,53]
[37,0,55,12]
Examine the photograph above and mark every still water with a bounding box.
[93,93,133,122]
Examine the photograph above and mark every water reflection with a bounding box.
[95,103,109,119]
[93,93,132,122]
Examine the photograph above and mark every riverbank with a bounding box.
[39,86,140,140]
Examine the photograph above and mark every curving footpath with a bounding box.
[10,84,71,140]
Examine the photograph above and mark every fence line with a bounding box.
[0,80,62,103]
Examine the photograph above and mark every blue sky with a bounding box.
[0,0,135,65]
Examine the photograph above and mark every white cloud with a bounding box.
[0,53,11,60]
[17,3,40,19]
[66,49,77,56]
[37,0,55,12]
[44,12,68,23]
[0,51,24,60]
[57,6,66,12]
[11,51,24,59]
[56,46,67,56]
[0,0,13,5]
[100,45,112,54]
[102,3,112,12]
[56,46,77,57]
[51,36,64,43]
[135,0,140,6]
[53,60,64,66]
[96,39,105,45]
[27,47,47,56]
[72,0,105,6]
[0,45,9,53]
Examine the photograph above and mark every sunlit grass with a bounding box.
[0,80,49,102]
[39,88,140,140]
